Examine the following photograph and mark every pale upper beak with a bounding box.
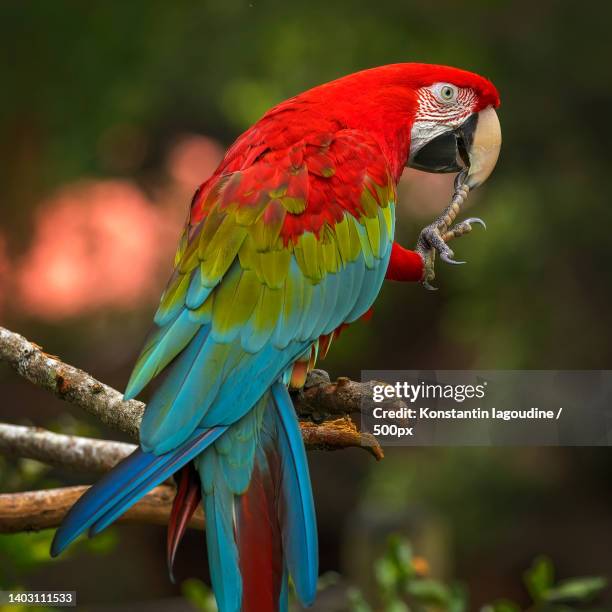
[408,106,502,189]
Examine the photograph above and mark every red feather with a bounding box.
[386,242,425,282]
[188,63,500,242]
[167,463,202,583]
[237,456,284,611]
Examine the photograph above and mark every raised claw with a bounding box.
[441,216,487,243]
[464,217,487,230]
[440,251,465,265]
[414,174,480,290]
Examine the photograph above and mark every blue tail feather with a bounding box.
[53,377,318,612]
[195,382,317,611]
[88,426,226,536]
[50,426,225,557]
[203,484,242,612]
[271,382,318,604]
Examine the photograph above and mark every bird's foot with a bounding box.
[415,172,485,290]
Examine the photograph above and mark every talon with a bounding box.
[440,251,465,265]
[414,173,479,288]
[464,217,487,230]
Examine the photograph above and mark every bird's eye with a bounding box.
[436,84,457,103]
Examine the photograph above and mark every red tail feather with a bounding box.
[167,463,202,583]
[237,452,284,611]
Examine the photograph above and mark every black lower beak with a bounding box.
[409,130,465,174]
[408,114,478,175]
[407,107,501,189]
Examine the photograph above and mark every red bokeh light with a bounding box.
[166,135,224,190]
[16,180,180,319]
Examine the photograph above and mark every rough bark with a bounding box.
[0,326,143,439]
[0,485,204,533]
[0,423,136,473]
[0,326,385,457]
[0,325,391,534]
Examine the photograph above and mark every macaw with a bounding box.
[51,64,501,611]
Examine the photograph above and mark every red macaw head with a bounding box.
[294,63,502,188]
[404,64,501,191]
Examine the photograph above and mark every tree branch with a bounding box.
[0,420,382,534]
[0,327,144,439]
[0,325,384,457]
[0,485,204,534]
[295,369,398,421]
[0,423,135,473]
[0,419,383,478]
[0,325,389,534]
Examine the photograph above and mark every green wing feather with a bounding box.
[126,129,397,452]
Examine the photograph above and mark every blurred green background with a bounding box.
[1,1,612,610]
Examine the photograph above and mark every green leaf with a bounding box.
[386,601,409,612]
[375,557,400,590]
[406,578,450,605]
[523,555,554,602]
[545,576,607,603]
[447,583,469,612]
[388,534,413,576]
[484,599,521,612]
[181,578,217,612]
[317,570,341,592]
[346,587,373,612]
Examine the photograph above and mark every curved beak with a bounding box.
[408,106,501,189]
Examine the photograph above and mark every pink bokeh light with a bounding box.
[166,135,224,190]
[16,180,180,319]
